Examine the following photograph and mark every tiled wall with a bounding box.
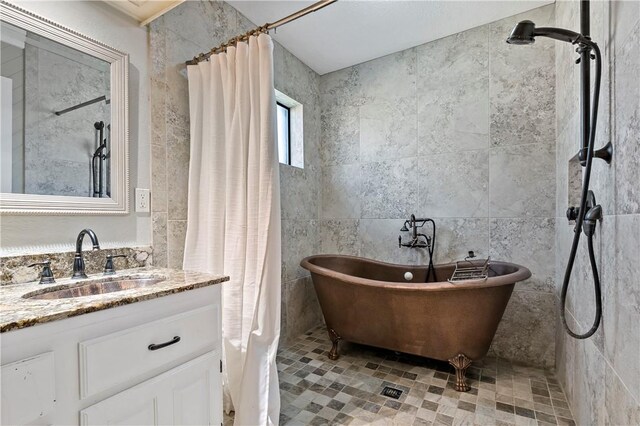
[149,0,322,343]
[554,0,640,423]
[318,5,557,367]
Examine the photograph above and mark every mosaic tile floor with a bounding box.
[274,326,575,426]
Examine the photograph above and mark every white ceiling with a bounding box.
[228,0,554,75]
[104,0,184,26]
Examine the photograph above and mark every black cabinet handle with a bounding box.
[148,336,181,351]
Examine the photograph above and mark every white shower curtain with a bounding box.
[184,34,281,425]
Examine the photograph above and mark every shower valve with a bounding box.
[566,206,579,222]
[583,205,602,237]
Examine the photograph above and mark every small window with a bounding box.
[276,102,291,165]
[275,89,303,168]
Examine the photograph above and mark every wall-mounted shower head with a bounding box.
[506,20,590,46]
[506,20,536,45]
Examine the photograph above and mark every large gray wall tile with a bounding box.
[604,364,640,425]
[282,219,320,282]
[418,150,488,218]
[572,337,606,426]
[167,219,186,269]
[321,164,361,219]
[361,158,417,219]
[359,219,422,265]
[320,105,360,166]
[418,80,489,154]
[280,165,319,220]
[150,77,167,146]
[356,48,416,102]
[166,125,190,221]
[489,6,555,148]
[433,218,490,263]
[417,26,489,154]
[490,218,555,293]
[320,66,363,109]
[320,220,360,256]
[151,143,167,213]
[152,212,168,267]
[359,99,417,163]
[281,276,324,344]
[489,143,555,218]
[614,22,640,215]
[604,214,640,401]
[490,290,555,367]
[554,0,580,137]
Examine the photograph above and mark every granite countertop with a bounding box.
[0,268,229,333]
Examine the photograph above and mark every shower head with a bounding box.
[506,20,536,45]
[400,221,409,232]
[506,20,590,46]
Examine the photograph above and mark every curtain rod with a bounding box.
[185,0,337,66]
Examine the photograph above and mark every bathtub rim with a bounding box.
[300,254,531,292]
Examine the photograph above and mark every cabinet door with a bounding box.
[1,352,56,425]
[169,352,222,425]
[81,352,221,426]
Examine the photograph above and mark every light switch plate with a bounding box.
[135,188,150,212]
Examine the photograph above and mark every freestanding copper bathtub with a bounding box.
[300,255,531,391]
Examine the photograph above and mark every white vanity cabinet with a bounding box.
[80,352,221,425]
[0,285,222,426]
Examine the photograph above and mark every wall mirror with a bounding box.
[0,1,129,214]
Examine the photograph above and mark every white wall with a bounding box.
[0,1,150,254]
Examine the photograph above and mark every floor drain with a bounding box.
[381,386,403,399]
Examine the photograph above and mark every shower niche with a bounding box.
[0,2,129,214]
[567,153,583,214]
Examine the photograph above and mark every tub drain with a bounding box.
[381,386,403,399]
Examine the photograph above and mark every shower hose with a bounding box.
[560,41,603,339]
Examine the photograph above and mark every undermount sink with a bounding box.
[24,276,166,300]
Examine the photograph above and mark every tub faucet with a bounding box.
[399,215,431,249]
[72,229,100,279]
[398,215,437,282]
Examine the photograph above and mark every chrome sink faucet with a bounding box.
[72,229,101,279]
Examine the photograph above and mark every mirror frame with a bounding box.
[0,1,129,215]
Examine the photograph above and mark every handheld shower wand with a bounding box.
[507,8,611,339]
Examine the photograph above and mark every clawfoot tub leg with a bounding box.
[328,328,341,360]
[448,353,473,392]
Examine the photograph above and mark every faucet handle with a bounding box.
[104,254,127,275]
[28,260,56,284]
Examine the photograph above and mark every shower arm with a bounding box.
[532,27,589,45]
